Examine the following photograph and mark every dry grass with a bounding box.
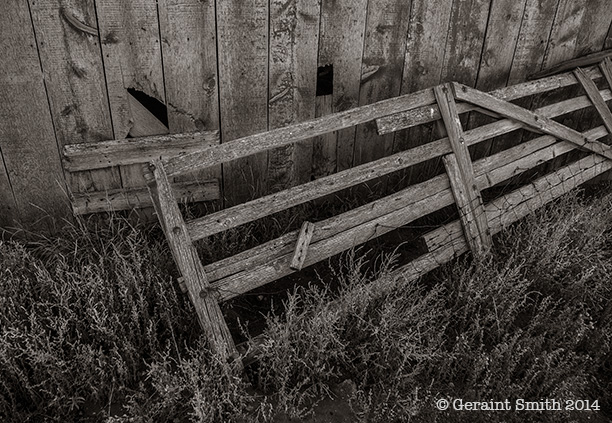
[0,189,611,422]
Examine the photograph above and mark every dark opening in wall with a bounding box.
[316,65,333,96]
[127,88,169,127]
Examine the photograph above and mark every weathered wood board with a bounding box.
[29,0,120,194]
[0,0,70,229]
[393,0,453,159]
[216,0,269,205]
[352,0,411,166]
[318,0,368,172]
[158,0,223,205]
[268,0,320,192]
[96,0,167,194]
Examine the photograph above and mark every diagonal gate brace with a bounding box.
[450,82,612,163]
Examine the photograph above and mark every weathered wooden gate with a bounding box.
[136,61,612,363]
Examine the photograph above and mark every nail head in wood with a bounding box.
[290,221,316,271]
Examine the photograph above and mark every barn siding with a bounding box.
[1,0,611,229]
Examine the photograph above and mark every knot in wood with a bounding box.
[172,226,181,235]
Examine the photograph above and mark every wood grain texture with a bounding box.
[96,0,165,139]
[29,0,120,194]
[0,0,69,229]
[601,58,612,91]
[574,67,612,135]
[206,121,604,299]
[290,221,315,270]
[377,66,603,134]
[452,83,612,161]
[268,0,320,192]
[393,0,453,157]
[216,0,269,205]
[144,160,238,361]
[352,0,411,165]
[126,93,169,138]
[318,0,368,172]
[187,86,612,241]
[311,95,336,178]
[64,130,219,171]
[72,179,219,214]
[157,0,223,207]
[163,88,436,178]
[435,85,491,254]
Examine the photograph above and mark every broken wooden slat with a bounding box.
[434,84,491,254]
[205,123,610,300]
[377,66,603,135]
[451,82,612,162]
[290,222,315,271]
[600,58,612,91]
[127,93,169,138]
[528,48,612,80]
[72,179,220,215]
[63,131,220,172]
[186,87,612,241]
[574,67,612,135]
[162,88,437,178]
[143,160,238,361]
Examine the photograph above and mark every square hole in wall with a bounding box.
[316,64,333,96]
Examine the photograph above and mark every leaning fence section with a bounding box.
[64,61,612,363]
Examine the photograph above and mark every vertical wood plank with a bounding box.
[96,0,167,198]
[392,0,453,183]
[470,0,527,159]
[434,85,491,254]
[574,67,612,135]
[353,0,411,166]
[268,0,320,192]
[216,0,269,205]
[311,95,336,179]
[318,0,368,172]
[440,0,492,86]
[158,0,223,204]
[143,161,238,361]
[29,0,120,194]
[0,0,69,229]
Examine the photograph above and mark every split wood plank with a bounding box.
[352,0,411,165]
[72,179,220,215]
[268,0,320,191]
[162,88,437,179]
[29,0,121,194]
[143,160,238,361]
[158,0,222,197]
[574,67,612,135]
[434,85,491,254]
[64,130,220,171]
[452,83,612,162]
[290,222,315,271]
[377,66,603,135]
[204,124,609,298]
[96,0,165,140]
[216,0,269,205]
[318,0,368,172]
[186,87,612,241]
[0,0,69,229]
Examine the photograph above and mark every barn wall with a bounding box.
[1,0,611,229]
